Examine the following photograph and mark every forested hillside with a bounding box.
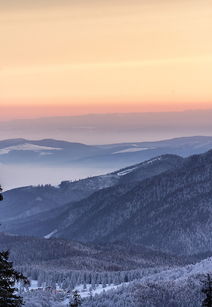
[1,150,212,306]
[2,151,212,255]
[1,154,182,236]
[55,150,212,255]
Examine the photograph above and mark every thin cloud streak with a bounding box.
[2,55,212,76]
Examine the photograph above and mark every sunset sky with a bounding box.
[0,0,212,120]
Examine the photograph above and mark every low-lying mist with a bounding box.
[1,164,115,191]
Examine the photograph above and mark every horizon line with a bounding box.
[0,108,212,123]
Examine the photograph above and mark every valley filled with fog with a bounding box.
[1,164,114,190]
[1,134,212,190]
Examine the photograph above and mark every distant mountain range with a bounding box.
[1,136,212,170]
[0,111,212,143]
[2,149,212,256]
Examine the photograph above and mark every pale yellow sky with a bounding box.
[0,0,212,115]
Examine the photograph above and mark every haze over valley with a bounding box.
[1,133,212,189]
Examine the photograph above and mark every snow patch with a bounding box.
[0,144,62,155]
[72,283,128,299]
[29,280,39,290]
[117,167,138,176]
[113,147,149,154]
[144,157,162,165]
[44,229,58,239]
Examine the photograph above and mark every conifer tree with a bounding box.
[69,290,81,306]
[0,250,29,306]
[0,186,29,305]
[202,274,212,307]
[0,185,3,201]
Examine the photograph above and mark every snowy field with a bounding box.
[26,280,128,306]
[23,257,212,306]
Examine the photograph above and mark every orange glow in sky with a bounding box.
[0,0,212,119]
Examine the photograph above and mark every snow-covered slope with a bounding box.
[54,150,212,255]
[0,143,62,155]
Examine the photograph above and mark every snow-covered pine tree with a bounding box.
[70,290,81,306]
[202,274,212,307]
[0,250,29,306]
